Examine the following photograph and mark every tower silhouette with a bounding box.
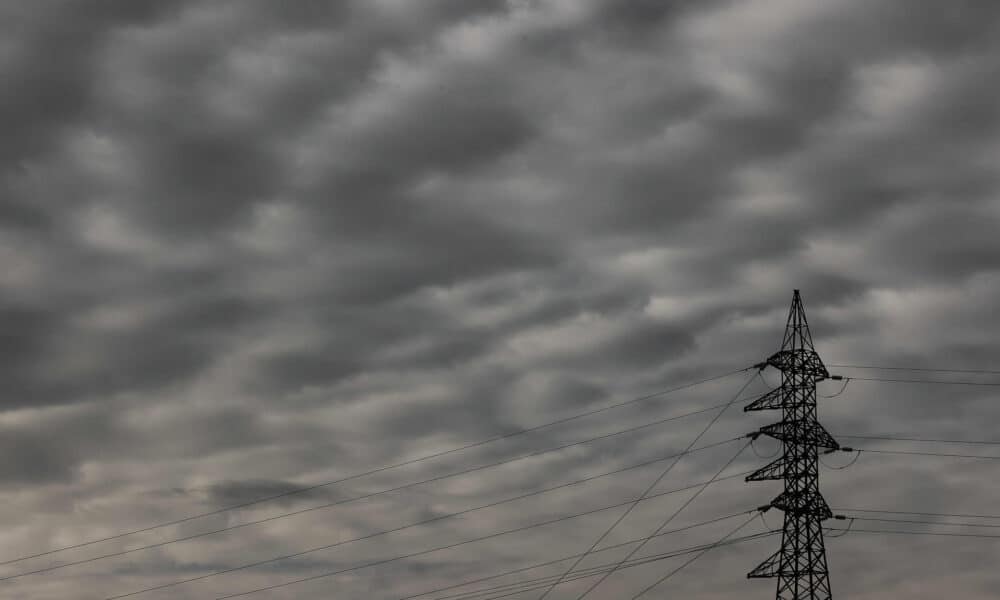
[745,290,839,599]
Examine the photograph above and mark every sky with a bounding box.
[1,0,1000,598]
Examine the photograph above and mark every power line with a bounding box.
[828,364,1000,376]
[0,367,749,568]
[6,404,750,582]
[824,517,855,539]
[575,440,753,600]
[837,434,1000,446]
[819,449,861,470]
[537,372,759,600]
[750,436,781,459]
[629,513,762,600]
[207,510,761,600]
[103,444,754,598]
[411,530,779,600]
[844,376,1000,387]
[847,516,1000,529]
[429,530,769,600]
[827,527,1000,540]
[856,448,1000,460]
[146,504,1000,600]
[431,498,1000,600]
[820,377,850,398]
[426,530,778,600]
[834,508,1000,520]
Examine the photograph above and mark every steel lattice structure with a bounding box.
[745,290,839,599]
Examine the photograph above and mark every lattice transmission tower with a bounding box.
[745,290,840,599]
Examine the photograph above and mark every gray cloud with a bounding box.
[0,0,999,598]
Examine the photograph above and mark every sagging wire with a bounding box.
[751,435,781,459]
[821,377,851,398]
[826,517,855,538]
[757,369,773,389]
[820,447,862,470]
[759,507,772,531]
[628,511,765,600]
[759,506,854,540]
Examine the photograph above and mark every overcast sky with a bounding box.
[2,1,1000,598]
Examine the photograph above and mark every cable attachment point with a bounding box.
[758,504,773,513]
[833,515,847,520]
[753,361,769,371]
[829,375,844,381]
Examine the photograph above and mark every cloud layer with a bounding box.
[1,1,999,598]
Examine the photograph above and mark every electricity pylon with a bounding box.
[745,290,839,599]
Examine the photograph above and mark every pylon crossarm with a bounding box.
[769,490,833,520]
[766,349,829,380]
[744,382,820,412]
[748,550,782,578]
[744,387,785,412]
[746,456,791,482]
[758,420,839,450]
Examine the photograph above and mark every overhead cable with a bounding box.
[828,364,1000,376]
[844,377,1000,387]
[628,513,762,600]
[419,530,778,600]
[837,434,1000,446]
[575,439,753,600]
[855,448,1000,460]
[827,527,1000,540]
[1,366,750,568]
[102,444,753,598]
[833,508,1000,520]
[846,516,1000,529]
[206,510,760,600]
[537,371,758,600]
[7,408,749,582]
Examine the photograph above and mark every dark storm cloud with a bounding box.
[0,259,268,408]
[0,2,193,241]
[1,0,999,598]
[200,478,335,508]
[0,2,180,166]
